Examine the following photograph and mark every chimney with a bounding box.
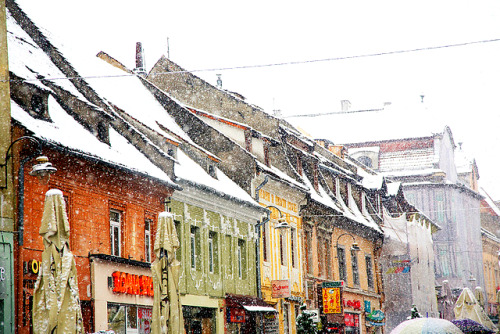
[341,100,351,112]
[134,42,146,76]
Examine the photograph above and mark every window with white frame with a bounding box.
[110,209,122,257]
[144,217,152,262]
[238,239,246,279]
[208,231,218,273]
[190,226,200,270]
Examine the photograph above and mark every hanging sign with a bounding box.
[272,279,291,298]
[322,287,342,314]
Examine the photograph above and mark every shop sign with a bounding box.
[344,313,359,327]
[228,308,245,323]
[364,300,371,313]
[322,287,342,314]
[322,281,344,288]
[271,279,290,298]
[343,299,362,310]
[111,271,153,296]
[366,310,385,321]
[24,259,40,275]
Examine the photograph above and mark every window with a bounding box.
[337,247,347,282]
[108,303,152,333]
[366,255,374,289]
[351,249,360,286]
[305,229,313,274]
[144,218,152,262]
[357,156,373,168]
[110,210,122,257]
[174,220,181,262]
[264,143,270,167]
[262,224,269,262]
[226,235,233,276]
[297,154,303,176]
[280,233,287,266]
[208,231,218,273]
[190,226,200,270]
[291,228,297,268]
[238,239,247,279]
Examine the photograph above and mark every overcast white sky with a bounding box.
[17,0,500,199]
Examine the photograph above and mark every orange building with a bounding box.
[16,142,177,333]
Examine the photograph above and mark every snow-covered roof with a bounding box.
[11,96,177,188]
[7,11,88,103]
[379,147,436,173]
[288,101,447,145]
[480,187,500,217]
[175,150,259,206]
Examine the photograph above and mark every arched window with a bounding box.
[357,156,372,168]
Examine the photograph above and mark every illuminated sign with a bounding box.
[322,287,342,314]
[111,271,153,296]
[272,279,291,298]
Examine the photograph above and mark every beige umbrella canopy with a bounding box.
[454,288,497,332]
[151,211,184,334]
[32,189,83,334]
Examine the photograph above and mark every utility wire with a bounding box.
[5,37,500,84]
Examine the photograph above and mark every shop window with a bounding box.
[190,226,200,270]
[337,247,347,282]
[366,255,374,289]
[110,210,122,257]
[351,249,360,286]
[208,231,219,274]
[144,218,152,262]
[108,303,152,334]
[238,239,247,279]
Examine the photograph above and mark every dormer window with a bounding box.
[357,156,373,168]
[297,154,303,176]
[313,162,319,191]
[208,165,217,178]
[264,143,270,167]
[31,94,45,115]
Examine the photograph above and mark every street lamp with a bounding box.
[1,136,56,189]
[255,205,290,299]
[335,233,361,257]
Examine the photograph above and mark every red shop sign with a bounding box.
[343,299,362,310]
[229,308,245,323]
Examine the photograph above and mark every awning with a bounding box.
[226,294,277,313]
[243,305,277,312]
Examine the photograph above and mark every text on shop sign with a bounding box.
[111,271,154,296]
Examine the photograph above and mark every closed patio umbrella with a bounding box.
[151,211,183,334]
[32,189,83,333]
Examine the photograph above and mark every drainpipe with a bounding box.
[255,175,268,202]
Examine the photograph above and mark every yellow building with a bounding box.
[256,184,306,334]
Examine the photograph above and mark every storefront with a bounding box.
[90,254,154,334]
[225,293,277,333]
